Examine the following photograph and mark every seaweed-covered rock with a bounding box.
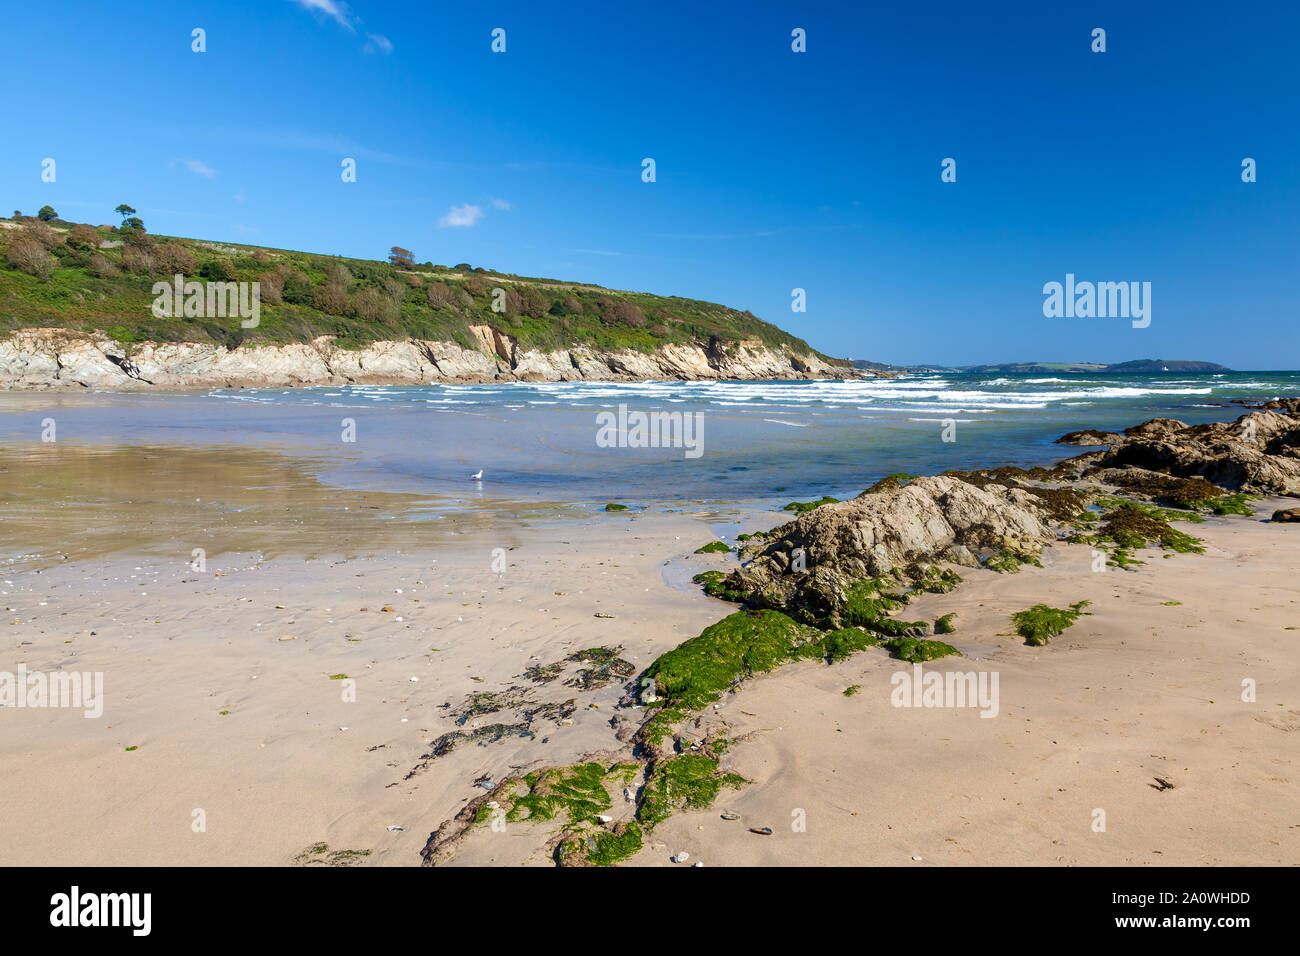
[1087,411,1300,495]
[720,476,1053,625]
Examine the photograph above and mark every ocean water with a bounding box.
[3,372,1296,509]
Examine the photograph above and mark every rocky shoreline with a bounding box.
[0,327,869,389]
[416,397,1300,866]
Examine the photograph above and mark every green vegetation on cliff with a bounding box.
[0,214,834,359]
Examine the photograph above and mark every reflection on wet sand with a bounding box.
[0,442,586,570]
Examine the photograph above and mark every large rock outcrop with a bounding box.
[0,328,860,389]
[1082,410,1300,495]
[725,476,1055,625]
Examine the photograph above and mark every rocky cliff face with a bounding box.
[0,327,864,389]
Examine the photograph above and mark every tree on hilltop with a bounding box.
[388,246,414,268]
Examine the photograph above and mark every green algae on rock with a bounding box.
[811,626,880,664]
[643,609,819,712]
[782,495,840,513]
[859,472,918,495]
[1094,504,1205,554]
[556,822,644,867]
[693,540,732,554]
[692,569,749,603]
[637,753,748,828]
[1011,601,1092,646]
[983,549,1044,574]
[884,636,960,662]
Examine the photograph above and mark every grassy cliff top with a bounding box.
[0,215,838,360]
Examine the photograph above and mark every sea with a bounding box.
[3,371,1296,510]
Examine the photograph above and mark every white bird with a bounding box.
[470,470,483,480]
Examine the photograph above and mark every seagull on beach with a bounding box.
[470,470,483,480]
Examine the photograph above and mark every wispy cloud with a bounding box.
[439,204,484,228]
[170,158,216,178]
[173,126,417,167]
[491,197,512,210]
[569,248,621,256]
[289,0,355,32]
[233,189,246,203]
[290,1,398,53]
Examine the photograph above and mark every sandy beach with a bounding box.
[1,429,1296,867]
[0,444,737,865]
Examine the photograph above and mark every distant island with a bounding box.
[852,359,1233,374]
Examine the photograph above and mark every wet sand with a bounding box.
[0,530,738,864]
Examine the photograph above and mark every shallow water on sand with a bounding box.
[1,373,1293,511]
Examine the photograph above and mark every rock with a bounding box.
[672,851,689,863]
[726,476,1052,626]
[1087,410,1300,495]
[720,811,740,821]
[749,827,773,836]
[1055,429,1124,446]
[1123,417,1188,440]
[597,814,613,824]
[1271,508,1300,522]
[0,327,864,390]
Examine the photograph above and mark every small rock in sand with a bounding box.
[672,851,689,863]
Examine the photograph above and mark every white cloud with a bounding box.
[439,203,483,228]
[491,197,511,210]
[233,189,246,203]
[364,33,393,54]
[289,0,355,31]
[172,158,216,178]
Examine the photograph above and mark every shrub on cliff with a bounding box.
[353,286,400,324]
[257,271,284,304]
[65,224,101,251]
[5,237,56,279]
[153,243,197,276]
[87,253,119,278]
[121,245,156,275]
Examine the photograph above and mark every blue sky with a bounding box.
[4,0,1297,368]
